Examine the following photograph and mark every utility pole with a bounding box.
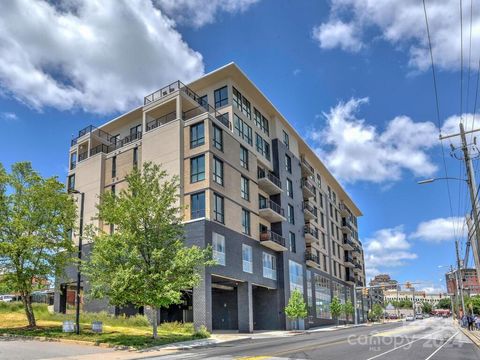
[455,240,466,316]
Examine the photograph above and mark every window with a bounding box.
[319,193,324,208]
[323,255,327,271]
[133,147,138,169]
[307,270,313,308]
[198,94,208,108]
[241,208,251,235]
[321,213,325,227]
[283,130,289,149]
[214,86,228,108]
[241,176,250,201]
[213,124,223,151]
[287,204,295,224]
[242,97,251,119]
[240,146,249,170]
[212,232,225,266]
[234,114,253,145]
[213,193,224,223]
[285,154,292,173]
[263,252,277,280]
[67,174,75,192]
[255,133,270,160]
[316,173,322,188]
[233,87,242,109]
[233,87,251,119]
[332,241,336,256]
[190,192,205,219]
[111,134,120,145]
[322,233,326,249]
[254,108,269,135]
[213,157,223,185]
[289,260,303,293]
[333,261,337,276]
[70,152,77,170]
[190,122,205,148]
[190,155,205,183]
[288,232,296,253]
[111,156,117,178]
[286,178,293,198]
[130,124,142,135]
[242,244,253,273]
[314,274,331,318]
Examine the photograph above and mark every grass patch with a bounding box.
[0,302,209,349]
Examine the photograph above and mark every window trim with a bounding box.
[190,122,205,149]
[214,86,228,109]
[190,155,206,183]
[213,193,224,224]
[213,156,224,186]
[190,191,206,219]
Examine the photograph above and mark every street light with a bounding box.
[68,189,84,335]
[417,177,467,185]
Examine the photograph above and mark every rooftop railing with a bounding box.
[144,80,183,105]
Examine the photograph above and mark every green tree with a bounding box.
[422,302,432,314]
[0,162,76,327]
[466,296,480,314]
[84,162,213,338]
[330,296,342,325]
[399,300,413,309]
[437,297,451,309]
[342,300,355,324]
[372,304,384,322]
[284,289,308,330]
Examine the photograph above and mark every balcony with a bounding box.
[260,230,287,252]
[78,151,88,162]
[259,199,286,223]
[304,224,318,244]
[353,263,363,273]
[71,125,114,147]
[258,168,282,195]
[303,201,317,221]
[144,80,183,105]
[342,217,353,234]
[146,111,177,132]
[344,254,355,267]
[343,235,355,250]
[302,178,315,198]
[300,156,314,176]
[352,245,362,254]
[346,272,355,284]
[339,202,349,216]
[90,144,110,156]
[305,251,320,269]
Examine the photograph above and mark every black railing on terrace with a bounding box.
[71,125,114,147]
[90,144,110,156]
[304,224,318,239]
[144,80,183,105]
[109,132,142,152]
[300,155,314,174]
[303,201,317,217]
[344,254,354,263]
[260,230,286,247]
[305,251,319,264]
[259,199,284,217]
[182,104,231,130]
[146,111,177,131]
[302,178,316,194]
[78,151,88,162]
[257,168,282,188]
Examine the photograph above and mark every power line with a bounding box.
[460,0,464,121]
[466,0,473,117]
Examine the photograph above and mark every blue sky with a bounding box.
[0,0,475,292]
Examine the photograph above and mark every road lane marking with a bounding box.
[260,338,349,358]
[424,331,459,360]
[365,329,446,360]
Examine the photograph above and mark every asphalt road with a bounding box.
[152,317,480,360]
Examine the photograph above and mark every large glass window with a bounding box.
[307,270,313,308]
[213,157,224,186]
[214,86,228,108]
[233,87,251,119]
[67,174,75,192]
[190,192,205,219]
[213,193,224,223]
[263,252,277,280]
[242,244,253,273]
[285,154,292,173]
[289,260,303,293]
[242,97,251,119]
[283,130,289,149]
[190,155,205,183]
[198,94,208,108]
[241,208,251,235]
[241,176,250,201]
[315,274,331,319]
[233,87,242,109]
[256,133,270,160]
[190,122,205,148]
[213,124,223,151]
[287,204,295,224]
[212,232,225,266]
[70,152,77,170]
[286,178,293,198]
[288,232,296,253]
[234,114,253,145]
[240,145,249,170]
[254,108,269,135]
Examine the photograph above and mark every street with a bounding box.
[152,318,479,360]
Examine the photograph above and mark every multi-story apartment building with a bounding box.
[384,290,448,309]
[446,268,480,296]
[54,63,366,331]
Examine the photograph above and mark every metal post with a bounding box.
[396,287,399,317]
[353,284,357,325]
[455,240,466,315]
[75,192,85,335]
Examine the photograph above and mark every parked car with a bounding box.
[405,315,415,321]
[415,314,424,320]
[0,295,14,302]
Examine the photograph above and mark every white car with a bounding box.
[415,314,424,320]
[0,295,14,302]
[405,315,415,321]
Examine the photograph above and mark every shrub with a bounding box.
[193,325,210,339]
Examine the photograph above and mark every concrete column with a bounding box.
[237,281,253,333]
[193,271,212,331]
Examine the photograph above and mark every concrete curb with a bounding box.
[0,332,122,349]
[458,326,480,348]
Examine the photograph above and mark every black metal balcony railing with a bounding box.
[78,151,88,162]
[343,235,355,248]
[90,144,110,156]
[305,251,319,264]
[257,168,282,188]
[144,80,183,105]
[302,201,317,217]
[146,111,177,132]
[259,199,284,217]
[302,178,316,194]
[304,224,318,239]
[301,156,314,174]
[109,131,143,152]
[71,125,114,147]
[260,230,286,247]
[342,218,354,232]
[345,254,354,263]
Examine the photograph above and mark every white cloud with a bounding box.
[154,0,259,27]
[420,285,446,294]
[411,217,465,242]
[0,0,205,114]
[363,226,418,280]
[309,97,439,183]
[0,112,18,122]
[313,0,478,71]
[312,20,362,52]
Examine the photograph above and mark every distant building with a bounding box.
[384,290,448,310]
[369,274,399,290]
[445,268,480,296]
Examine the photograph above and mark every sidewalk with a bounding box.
[458,325,480,348]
